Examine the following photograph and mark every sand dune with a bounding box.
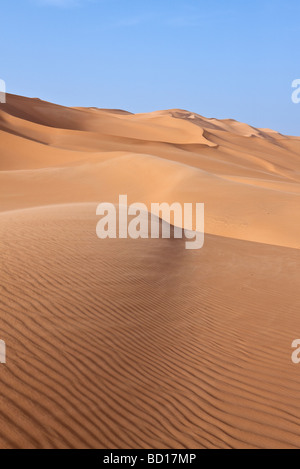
[0,94,299,449]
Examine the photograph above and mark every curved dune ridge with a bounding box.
[0,94,300,449]
[0,94,299,248]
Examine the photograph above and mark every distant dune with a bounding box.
[0,94,299,448]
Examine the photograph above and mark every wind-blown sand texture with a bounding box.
[0,94,299,448]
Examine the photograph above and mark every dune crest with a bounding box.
[0,93,299,249]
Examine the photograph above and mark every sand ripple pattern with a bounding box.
[0,205,299,449]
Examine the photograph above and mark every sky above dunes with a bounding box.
[1,0,299,134]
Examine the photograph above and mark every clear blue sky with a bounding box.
[1,0,299,134]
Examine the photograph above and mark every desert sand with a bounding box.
[0,93,299,448]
